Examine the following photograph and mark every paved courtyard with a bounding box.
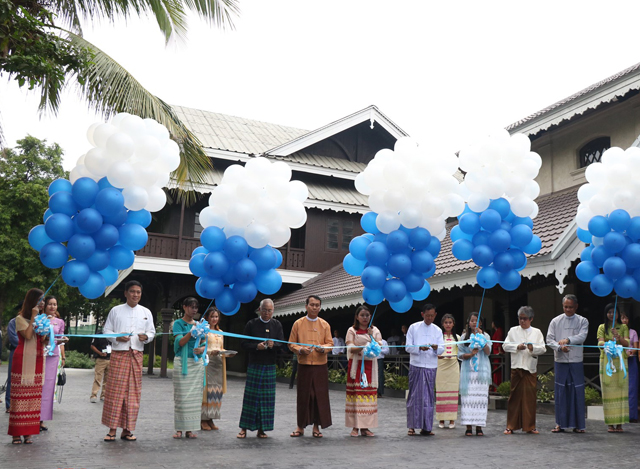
[1,367,638,469]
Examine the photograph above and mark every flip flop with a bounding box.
[573,429,586,433]
[104,433,116,442]
[173,431,183,439]
[290,430,303,438]
[407,429,416,436]
[465,429,473,436]
[237,430,247,439]
[503,429,513,435]
[257,430,268,438]
[360,429,375,437]
[23,437,33,445]
[312,431,323,438]
[527,429,539,434]
[551,426,565,433]
[121,433,137,441]
[185,432,197,439]
[419,430,435,436]
[12,437,22,445]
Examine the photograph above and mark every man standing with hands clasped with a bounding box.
[289,295,333,438]
[547,294,589,433]
[101,280,155,442]
[405,303,444,436]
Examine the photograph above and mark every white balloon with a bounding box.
[270,161,293,182]
[481,175,505,199]
[123,186,149,211]
[584,162,606,186]
[199,206,223,228]
[156,146,181,172]
[399,206,421,229]
[145,186,167,212]
[382,160,407,185]
[76,153,86,167]
[592,236,604,247]
[86,123,100,146]
[134,135,162,161]
[577,183,597,204]
[132,162,159,187]
[529,202,539,220]
[289,180,309,202]
[376,210,400,234]
[383,191,404,212]
[402,177,423,200]
[444,194,465,218]
[421,216,444,235]
[117,115,145,138]
[265,178,291,200]
[373,148,394,163]
[106,132,135,160]
[589,194,612,216]
[110,113,131,126]
[508,133,532,154]
[511,196,534,218]
[268,222,291,247]
[69,166,84,184]
[93,124,117,148]
[601,146,625,165]
[354,173,371,196]
[210,184,236,207]
[363,160,386,188]
[524,180,541,200]
[253,198,279,225]
[279,199,306,228]
[421,195,445,219]
[289,209,307,229]
[245,157,274,178]
[235,179,263,205]
[84,148,109,178]
[467,193,490,212]
[613,190,635,212]
[245,223,270,249]
[227,202,254,228]
[368,192,386,213]
[435,228,447,242]
[224,225,245,238]
[576,206,594,230]
[154,171,170,188]
[107,161,135,188]
[393,137,419,157]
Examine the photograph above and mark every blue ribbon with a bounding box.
[469,333,488,372]
[33,314,56,356]
[190,318,210,366]
[359,337,382,388]
[604,339,627,378]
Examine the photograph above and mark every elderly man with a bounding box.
[503,306,546,435]
[237,299,284,439]
[547,294,589,433]
[405,303,444,436]
[289,295,333,438]
[101,280,155,442]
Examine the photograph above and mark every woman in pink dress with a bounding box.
[40,296,66,431]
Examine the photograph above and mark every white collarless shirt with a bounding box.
[103,303,156,352]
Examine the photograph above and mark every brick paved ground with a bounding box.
[1,368,637,469]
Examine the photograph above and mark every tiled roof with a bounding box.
[274,186,581,311]
[506,62,640,135]
[271,152,366,174]
[172,105,309,155]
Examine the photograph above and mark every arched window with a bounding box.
[579,137,610,168]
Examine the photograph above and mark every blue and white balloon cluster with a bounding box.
[344,212,440,313]
[575,209,640,298]
[451,198,541,291]
[28,177,152,298]
[189,226,284,315]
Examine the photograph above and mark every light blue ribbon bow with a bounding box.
[33,314,56,356]
[190,319,210,366]
[359,337,381,388]
[604,340,627,378]
[469,333,487,372]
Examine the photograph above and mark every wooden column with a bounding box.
[177,199,186,259]
[159,308,174,378]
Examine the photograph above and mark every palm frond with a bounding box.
[67,32,212,205]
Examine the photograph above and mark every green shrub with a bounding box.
[65,350,94,369]
[276,362,293,378]
[585,386,602,406]
[384,372,409,390]
[328,369,347,384]
[537,371,554,403]
[142,354,173,369]
[497,381,511,397]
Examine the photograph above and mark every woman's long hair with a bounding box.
[604,302,620,335]
[352,305,371,329]
[440,313,456,338]
[18,288,44,319]
[203,307,222,331]
[44,295,60,318]
[462,312,479,341]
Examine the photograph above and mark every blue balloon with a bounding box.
[576,228,593,244]
[590,274,614,297]
[402,272,424,292]
[189,253,208,277]
[373,233,388,244]
[426,237,441,257]
[512,217,534,229]
[423,263,436,279]
[40,242,68,268]
[126,210,152,228]
[74,208,103,234]
[343,254,366,276]
[232,281,258,303]
[103,207,128,227]
[365,242,389,267]
[499,269,521,291]
[79,272,106,299]
[493,252,515,273]
[62,260,91,287]
[204,251,230,277]
[580,245,593,262]
[614,275,638,298]
[409,227,432,250]
[95,188,125,217]
[383,279,407,303]
[192,246,209,257]
[220,302,241,316]
[459,213,481,235]
[109,245,135,269]
[522,235,542,255]
[588,215,610,238]
[49,191,78,217]
[85,250,110,272]
[472,231,491,247]
[349,235,372,261]
[48,178,72,196]
[223,236,249,262]
[255,269,283,295]
[609,209,631,232]
[361,266,387,290]
[387,254,412,278]
[603,232,626,254]
[510,249,527,271]
[118,224,149,251]
[249,247,277,270]
[477,266,499,289]
[621,243,640,269]
[628,217,640,241]
[29,225,54,251]
[72,177,100,208]
[67,234,96,260]
[389,292,413,313]
[92,224,119,250]
[449,225,467,243]
[362,287,384,305]
[575,261,599,282]
[216,287,239,314]
[196,276,225,299]
[472,245,494,267]
[411,281,431,301]
[99,266,119,286]
[488,198,511,219]
[274,249,283,268]
[480,209,502,232]
[489,229,511,253]
[603,256,627,281]
[97,177,117,191]
[510,224,533,248]
[591,245,611,268]
[234,258,258,282]
[452,239,473,261]
[363,233,375,242]
[411,250,435,274]
[361,212,380,234]
[386,230,409,254]
[43,209,53,223]
[201,226,226,252]
[499,221,512,231]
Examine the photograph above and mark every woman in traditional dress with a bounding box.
[40,295,66,431]
[201,307,226,431]
[458,312,492,436]
[621,312,639,422]
[345,305,382,437]
[598,303,629,432]
[172,297,206,439]
[436,313,460,429]
[8,288,46,445]
[490,314,505,390]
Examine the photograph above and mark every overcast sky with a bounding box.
[3,0,640,170]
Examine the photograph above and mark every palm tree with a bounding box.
[1,0,240,191]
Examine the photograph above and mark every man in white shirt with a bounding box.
[101,280,155,442]
[331,330,346,354]
[502,306,546,435]
[405,304,445,436]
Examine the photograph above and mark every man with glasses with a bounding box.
[502,306,546,435]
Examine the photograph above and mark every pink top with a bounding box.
[630,328,638,347]
[49,317,65,357]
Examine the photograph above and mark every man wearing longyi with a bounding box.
[289,295,333,438]
[101,280,156,442]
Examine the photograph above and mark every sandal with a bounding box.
[104,433,116,442]
[173,431,183,439]
[476,427,484,436]
[419,430,435,436]
[465,429,473,436]
[407,429,416,436]
[121,433,137,441]
[527,429,539,434]
[573,428,586,433]
[551,425,565,433]
[12,437,22,445]
[607,426,616,433]
[257,430,268,438]
[350,429,360,437]
[616,425,624,433]
[290,430,303,437]
[503,429,513,435]
[39,425,48,431]
[201,421,212,431]
[185,431,197,439]
[360,429,375,437]
[312,431,323,438]
[237,430,247,439]
[210,421,219,431]
[23,436,33,444]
